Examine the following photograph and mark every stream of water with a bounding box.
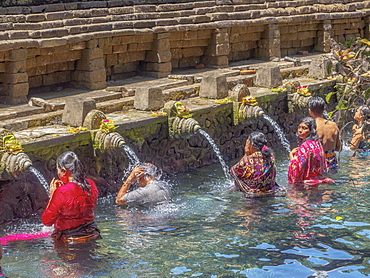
[262,114,291,152]
[122,144,140,166]
[29,166,49,197]
[198,129,231,179]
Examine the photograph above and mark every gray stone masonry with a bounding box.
[134,87,164,111]
[255,66,283,88]
[62,97,96,127]
[308,56,332,79]
[199,74,228,99]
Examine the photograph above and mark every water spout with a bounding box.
[198,129,230,179]
[0,129,33,181]
[94,130,140,166]
[262,114,291,152]
[171,117,202,139]
[164,101,202,139]
[238,96,265,121]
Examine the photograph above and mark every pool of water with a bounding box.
[0,147,369,277]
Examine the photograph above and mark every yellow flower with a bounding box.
[242,96,258,105]
[215,98,232,104]
[99,119,117,133]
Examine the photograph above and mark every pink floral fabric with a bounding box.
[288,140,334,185]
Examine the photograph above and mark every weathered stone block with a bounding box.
[7,49,27,61]
[5,60,26,74]
[5,82,29,98]
[76,58,105,71]
[205,43,230,56]
[145,62,172,72]
[28,75,42,88]
[152,38,170,52]
[202,55,228,66]
[43,71,71,86]
[199,74,228,99]
[134,87,164,111]
[72,68,106,83]
[0,72,28,84]
[255,66,282,88]
[81,48,104,60]
[308,56,332,79]
[146,51,172,63]
[62,97,96,127]
[106,54,118,67]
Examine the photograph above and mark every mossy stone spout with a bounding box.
[164,101,202,139]
[172,117,201,139]
[0,128,32,181]
[94,130,126,151]
[238,96,265,120]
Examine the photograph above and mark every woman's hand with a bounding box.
[289,148,298,160]
[50,178,63,197]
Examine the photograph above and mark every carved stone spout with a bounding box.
[94,130,126,151]
[238,96,265,121]
[171,117,201,139]
[0,128,32,181]
[164,101,202,139]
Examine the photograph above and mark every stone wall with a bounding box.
[0,0,368,104]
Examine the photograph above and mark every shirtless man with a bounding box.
[308,97,342,171]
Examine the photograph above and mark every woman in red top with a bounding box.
[42,151,101,242]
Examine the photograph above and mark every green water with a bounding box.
[0,148,369,277]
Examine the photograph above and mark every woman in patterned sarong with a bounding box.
[230,132,286,197]
[288,117,334,185]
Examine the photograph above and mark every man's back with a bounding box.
[315,117,341,152]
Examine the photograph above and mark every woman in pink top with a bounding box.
[42,151,101,242]
[288,117,334,185]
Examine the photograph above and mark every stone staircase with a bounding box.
[0,0,368,52]
[0,56,316,131]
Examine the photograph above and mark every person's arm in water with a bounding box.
[116,166,144,206]
[350,125,365,150]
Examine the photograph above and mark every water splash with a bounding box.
[29,166,49,197]
[262,114,291,152]
[122,144,140,166]
[198,129,230,179]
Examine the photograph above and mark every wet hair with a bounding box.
[308,96,325,115]
[359,105,370,121]
[137,163,162,180]
[56,151,91,193]
[248,131,273,162]
[297,117,319,145]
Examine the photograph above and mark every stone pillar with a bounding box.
[62,97,96,127]
[203,28,229,67]
[199,74,228,99]
[144,32,172,78]
[308,56,332,79]
[0,49,29,105]
[315,20,332,53]
[257,24,281,60]
[255,66,283,88]
[364,16,370,40]
[72,39,106,90]
[134,87,164,111]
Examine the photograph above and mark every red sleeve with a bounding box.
[42,188,65,226]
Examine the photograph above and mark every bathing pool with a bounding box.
[0,147,369,278]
